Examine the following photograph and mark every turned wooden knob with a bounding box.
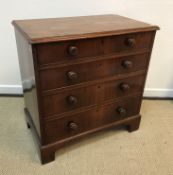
[117,107,127,116]
[68,46,78,56]
[68,122,78,130]
[66,95,78,106]
[125,38,136,47]
[120,83,130,91]
[122,60,133,69]
[67,71,78,81]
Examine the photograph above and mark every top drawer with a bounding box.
[36,32,153,66]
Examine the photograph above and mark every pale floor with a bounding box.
[0,97,173,175]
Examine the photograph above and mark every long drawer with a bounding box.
[41,74,145,118]
[44,95,141,144]
[39,53,149,91]
[36,32,153,66]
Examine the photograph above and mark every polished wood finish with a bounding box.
[44,95,141,144]
[36,37,102,65]
[14,29,42,138]
[34,32,153,66]
[39,53,149,91]
[12,14,159,164]
[41,74,145,118]
[12,14,159,43]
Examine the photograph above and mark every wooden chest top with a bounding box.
[12,14,159,43]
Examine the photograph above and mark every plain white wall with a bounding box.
[0,0,173,97]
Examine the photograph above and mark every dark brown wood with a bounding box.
[39,53,149,91]
[36,37,102,65]
[122,60,133,69]
[44,95,141,144]
[14,29,42,140]
[41,74,145,119]
[12,14,159,43]
[67,46,79,56]
[119,83,130,91]
[25,103,141,164]
[126,115,141,132]
[35,32,153,66]
[125,38,136,47]
[117,106,127,116]
[66,71,78,82]
[68,122,79,131]
[66,95,78,106]
[13,14,159,164]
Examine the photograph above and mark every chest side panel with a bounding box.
[14,28,42,139]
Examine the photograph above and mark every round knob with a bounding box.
[67,71,78,81]
[68,46,78,56]
[66,95,78,106]
[68,122,78,130]
[122,60,133,69]
[120,83,130,91]
[125,38,136,47]
[117,107,127,116]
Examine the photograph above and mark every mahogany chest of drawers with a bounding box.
[12,14,159,164]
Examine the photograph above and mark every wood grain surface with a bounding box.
[13,14,159,164]
[12,14,159,43]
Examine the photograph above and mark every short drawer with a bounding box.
[44,95,141,144]
[41,84,100,117]
[36,37,102,65]
[41,74,145,118]
[39,53,149,91]
[36,32,153,66]
[103,31,153,54]
[102,74,145,101]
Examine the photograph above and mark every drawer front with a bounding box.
[36,32,153,66]
[42,85,100,117]
[41,74,145,118]
[102,74,145,101]
[103,32,153,54]
[36,38,102,65]
[44,95,141,144]
[40,53,149,91]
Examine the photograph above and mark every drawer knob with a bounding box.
[125,38,136,47]
[120,83,130,91]
[68,122,78,130]
[68,46,78,56]
[67,71,78,81]
[122,60,133,69]
[117,107,127,116]
[66,95,78,106]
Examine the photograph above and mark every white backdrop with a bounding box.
[0,0,173,97]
